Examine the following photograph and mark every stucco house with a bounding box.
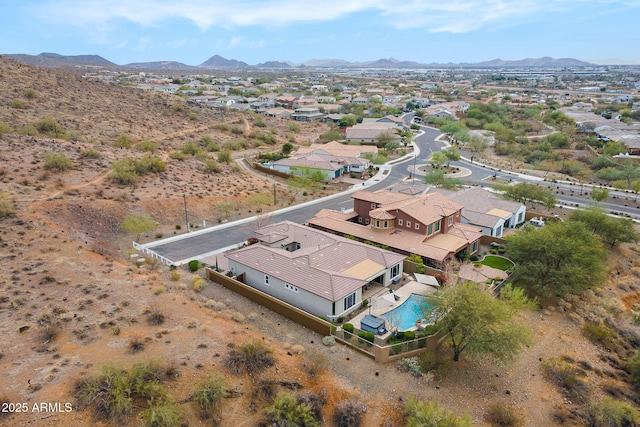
[307,190,483,268]
[434,187,526,237]
[226,221,406,321]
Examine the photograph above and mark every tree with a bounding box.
[404,398,471,427]
[318,129,343,143]
[442,147,460,167]
[427,282,532,362]
[375,132,396,148]
[282,142,294,155]
[569,206,639,248]
[631,178,640,202]
[507,221,607,297]
[121,213,157,242]
[494,182,557,209]
[429,151,447,168]
[590,187,609,203]
[338,115,357,128]
[424,170,461,190]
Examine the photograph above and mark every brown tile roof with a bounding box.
[226,221,405,301]
[308,210,481,262]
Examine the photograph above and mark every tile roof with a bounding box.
[226,221,405,301]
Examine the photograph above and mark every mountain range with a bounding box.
[1,52,597,70]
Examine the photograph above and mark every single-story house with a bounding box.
[226,221,406,321]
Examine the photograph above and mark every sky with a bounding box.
[2,0,640,66]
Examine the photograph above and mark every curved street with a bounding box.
[139,121,640,265]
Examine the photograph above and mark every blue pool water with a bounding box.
[381,293,434,331]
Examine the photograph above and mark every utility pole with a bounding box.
[183,194,190,232]
[412,155,417,186]
[273,182,277,205]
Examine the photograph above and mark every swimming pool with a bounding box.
[380,293,434,331]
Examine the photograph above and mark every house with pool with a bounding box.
[306,189,483,268]
[225,221,406,322]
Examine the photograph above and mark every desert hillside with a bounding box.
[1,57,640,426]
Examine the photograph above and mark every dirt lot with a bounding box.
[1,57,640,426]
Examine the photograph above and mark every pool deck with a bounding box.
[349,281,437,335]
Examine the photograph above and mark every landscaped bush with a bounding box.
[343,323,355,334]
[358,331,375,344]
[470,255,480,262]
[188,260,200,272]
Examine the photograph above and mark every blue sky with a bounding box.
[2,0,639,65]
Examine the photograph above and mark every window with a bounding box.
[344,293,356,310]
[384,220,388,228]
[365,218,370,225]
[391,264,400,278]
[471,241,478,252]
[406,220,411,228]
[264,275,270,286]
[448,216,453,225]
[427,224,433,235]
[518,212,524,223]
[415,223,420,230]
[285,283,298,293]
[375,220,380,227]
[371,202,376,209]
[358,217,362,223]
[398,219,403,226]
[435,221,440,232]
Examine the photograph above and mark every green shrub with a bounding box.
[11,99,26,109]
[110,159,139,185]
[202,158,222,173]
[188,260,200,272]
[541,357,588,401]
[139,402,182,427]
[193,279,207,293]
[24,88,37,99]
[44,152,74,172]
[224,341,275,375]
[0,121,11,133]
[136,155,166,173]
[470,255,480,262]
[181,142,200,156]
[0,191,16,218]
[404,398,471,427]
[582,322,614,348]
[404,331,416,340]
[18,124,38,136]
[336,316,344,324]
[191,375,229,418]
[358,331,374,344]
[265,393,320,427]
[484,402,523,427]
[116,133,133,148]
[626,350,640,388]
[83,148,100,158]
[288,122,301,133]
[136,140,158,152]
[589,397,640,427]
[343,323,354,334]
[217,149,232,163]
[169,150,187,161]
[35,117,64,137]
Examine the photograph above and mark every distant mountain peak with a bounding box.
[199,55,250,69]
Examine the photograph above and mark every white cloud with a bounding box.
[32,0,640,34]
[229,36,244,48]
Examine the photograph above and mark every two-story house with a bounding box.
[307,190,483,268]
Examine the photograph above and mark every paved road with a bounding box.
[140,121,639,265]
